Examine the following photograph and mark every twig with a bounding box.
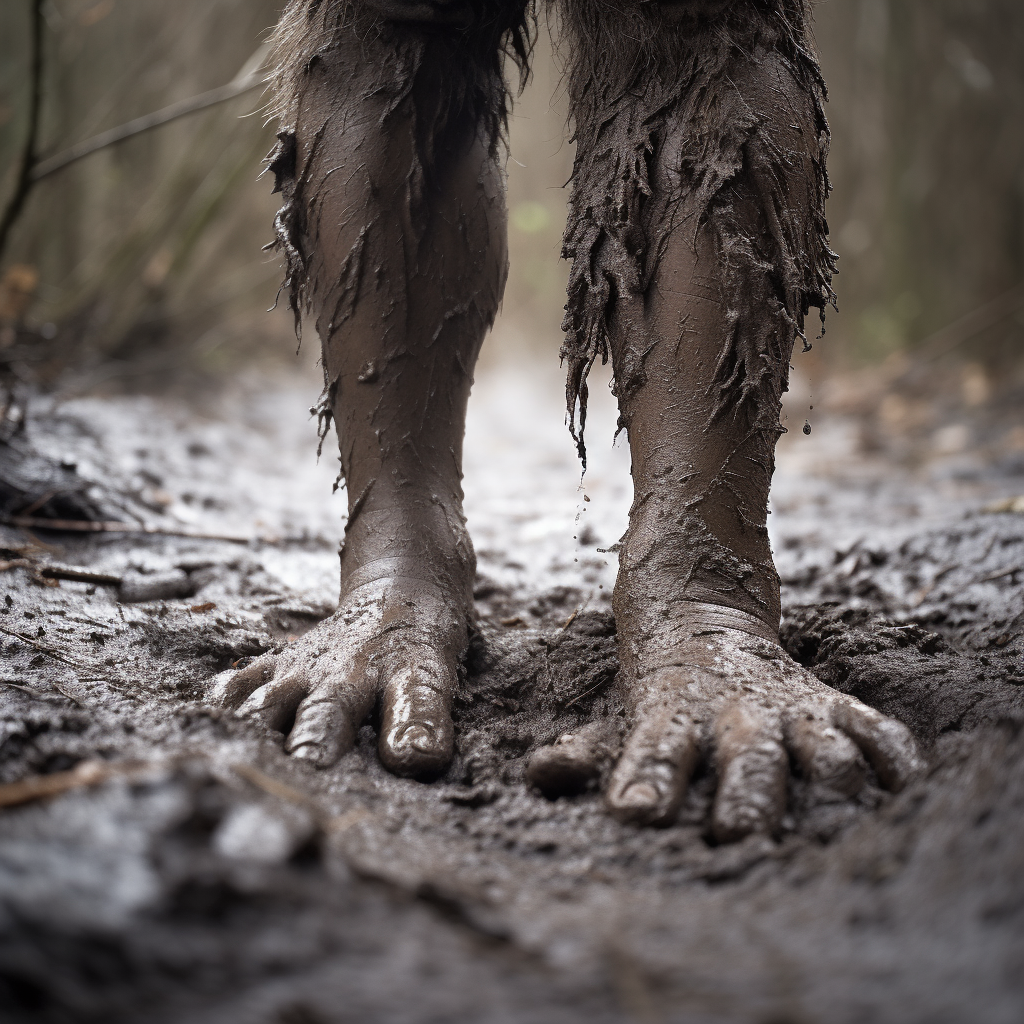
[0,758,158,809]
[0,680,49,699]
[231,763,371,834]
[563,678,608,710]
[0,621,81,667]
[908,282,1024,366]
[982,496,1024,515]
[38,566,122,585]
[0,760,110,809]
[560,592,593,633]
[977,566,1022,584]
[29,43,270,183]
[232,763,319,810]
[0,0,45,262]
[0,558,34,573]
[5,516,252,544]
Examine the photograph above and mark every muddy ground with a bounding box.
[0,355,1023,1024]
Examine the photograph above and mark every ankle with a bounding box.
[339,503,475,599]
[615,493,781,630]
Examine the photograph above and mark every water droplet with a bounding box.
[802,420,812,435]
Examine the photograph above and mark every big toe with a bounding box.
[378,658,455,778]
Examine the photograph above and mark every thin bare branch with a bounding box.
[0,0,46,262]
[5,515,253,544]
[30,43,271,183]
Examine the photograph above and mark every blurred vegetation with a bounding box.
[818,0,1024,368]
[0,0,286,388]
[0,0,1022,389]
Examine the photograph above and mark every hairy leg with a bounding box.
[216,2,527,776]
[545,0,921,835]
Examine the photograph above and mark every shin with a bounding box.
[268,4,522,600]
[557,0,836,663]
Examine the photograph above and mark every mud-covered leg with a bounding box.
[551,1,921,834]
[215,2,529,776]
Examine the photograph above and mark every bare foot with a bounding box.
[212,550,471,777]
[602,600,923,838]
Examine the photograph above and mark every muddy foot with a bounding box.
[531,601,923,838]
[607,601,922,837]
[212,568,469,777]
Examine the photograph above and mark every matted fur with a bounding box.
[265,0,535,339]
[266,0,534,135]
[263,0,836,470]
[554,0,837,462]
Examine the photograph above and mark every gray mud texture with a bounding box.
[1,365,1023,1024]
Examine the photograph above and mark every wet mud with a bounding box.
[0,369,1022,1023]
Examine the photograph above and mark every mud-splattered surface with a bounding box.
[1,358,1023,1024]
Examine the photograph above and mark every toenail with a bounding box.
[619,782,659,808]
[289,742,322,764]
[399,723,436,752]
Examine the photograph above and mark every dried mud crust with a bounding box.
[0,389,1023,1023]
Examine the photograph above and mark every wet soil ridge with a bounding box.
[1,393,1023,1022]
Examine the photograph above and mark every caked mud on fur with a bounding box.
[264,0,534,344]
[555,0,837,464]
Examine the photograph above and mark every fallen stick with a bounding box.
[982,496,1024,515]
[977,566,1022,584]
[0,760,109,809]
[38,566,122,585]
[0,622,82,667]
[0,558,34,573]
[232,762,371,835]
[232,762,320,810]
[6,516,252,544]
[0,758,159,809]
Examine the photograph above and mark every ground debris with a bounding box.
[0,375,1022,1023]
[983,495,1024,514]
[0,757,152,808]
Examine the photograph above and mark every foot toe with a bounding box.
[380,719,452,777]
[237,671,307,733]
[833,702,923,792]
[786,708,866,798]
[286,689,368,769]
[212,654,277,707]
[378,658,455,778]
[712,706,787,843]
[606,708,697,826]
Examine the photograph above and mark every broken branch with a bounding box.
[5,516,252,544]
